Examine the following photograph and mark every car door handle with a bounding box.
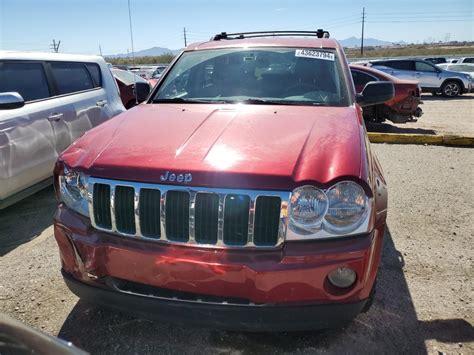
[96,100,107,107]
[48,113,63,122]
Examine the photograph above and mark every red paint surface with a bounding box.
[60,104,368,190]
[54,36,388,307]
[55,206,384,304]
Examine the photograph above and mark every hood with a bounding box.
[61,104,365,190]
[443,69,470,80]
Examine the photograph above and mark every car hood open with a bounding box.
[60,104,365,190]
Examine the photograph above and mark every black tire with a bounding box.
[441,80,461,97]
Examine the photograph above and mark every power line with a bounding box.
[367,19,473,23]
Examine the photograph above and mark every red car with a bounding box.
[350,64,422,124]
[111,68,151,109]
[53,30,392,331]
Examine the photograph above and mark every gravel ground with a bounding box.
[368,93,474,137]
[0,144,473,354]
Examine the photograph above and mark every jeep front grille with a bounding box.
[88,177,289,248]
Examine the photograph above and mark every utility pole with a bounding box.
[360,7,365,57]
[50,39,61,53]
[183,27,187,47]
[99,44,103,56]
[127,0,138,104]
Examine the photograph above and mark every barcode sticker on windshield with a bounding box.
[295,49,335,61]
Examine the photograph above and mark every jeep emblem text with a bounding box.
[160,171,192,184]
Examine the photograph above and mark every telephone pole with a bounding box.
[99,44,103,56]
[183,27,187,47]
[360,7,365,57]
[50,39,61,53]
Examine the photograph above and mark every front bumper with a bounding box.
[54,205,384,330]
[62,269,367,331]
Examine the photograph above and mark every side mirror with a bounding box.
[356,81,394,107]
[0,92,25,110]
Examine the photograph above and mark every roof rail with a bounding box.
[212,29,330,41]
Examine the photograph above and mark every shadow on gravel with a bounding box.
[366,123,436,135]
[0,186,56,256]
[58,228,473,354]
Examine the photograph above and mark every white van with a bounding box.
[0,51,125,208]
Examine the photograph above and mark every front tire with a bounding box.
[441,81,461,97]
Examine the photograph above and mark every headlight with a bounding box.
[289,186,328,233]
[324,181,369,234]
[288,181,370,239]
[59,166,90,217]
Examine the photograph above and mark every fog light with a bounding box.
[328,268,356,288]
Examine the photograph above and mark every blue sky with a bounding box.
[0,0,472,55]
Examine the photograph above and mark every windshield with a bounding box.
[448,65,474,73]
[152,47,350,106]
[112,69,148,85]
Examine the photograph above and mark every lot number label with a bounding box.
[295,49,335,61]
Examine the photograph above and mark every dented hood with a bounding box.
[61,104,365,190]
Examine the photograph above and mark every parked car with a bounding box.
[438,63,474,80]
[54,30,393,331]
[0,51,125,209]
[370,58,472,97]
[130,65,156,79]
[148,65,168,87]
[111,68,152,109]
[456,57,474,64]
[113,64,129,71]
[350,64,422,124]
[424,57,447,65]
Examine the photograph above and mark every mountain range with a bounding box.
[106,37,406,57]
[105,46,180,58]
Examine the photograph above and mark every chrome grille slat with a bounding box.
[134,188,141,237]
[188,191,197,244]
[88,177,290,249]
[110,185,117,232]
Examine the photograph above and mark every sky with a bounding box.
[0,0,472,55]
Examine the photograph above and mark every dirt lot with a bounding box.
[368,93,474,137]
[1,143,472,354]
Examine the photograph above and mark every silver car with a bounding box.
[0,51,125,208]
[438,63,474,80]
[370,59,472,97]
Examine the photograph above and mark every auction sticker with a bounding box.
[295,49,335,61]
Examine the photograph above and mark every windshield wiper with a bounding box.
[153,98,205,103]
[239,98,330,106]
[238,98,289,105]
[153,98,230,104]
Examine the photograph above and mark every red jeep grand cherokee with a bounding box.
[53,30,393,331]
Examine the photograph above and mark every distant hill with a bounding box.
[107,37,409,58]
[340,36,406,48]
[106,46,180,58]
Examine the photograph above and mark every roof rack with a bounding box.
[212,29,330,41]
